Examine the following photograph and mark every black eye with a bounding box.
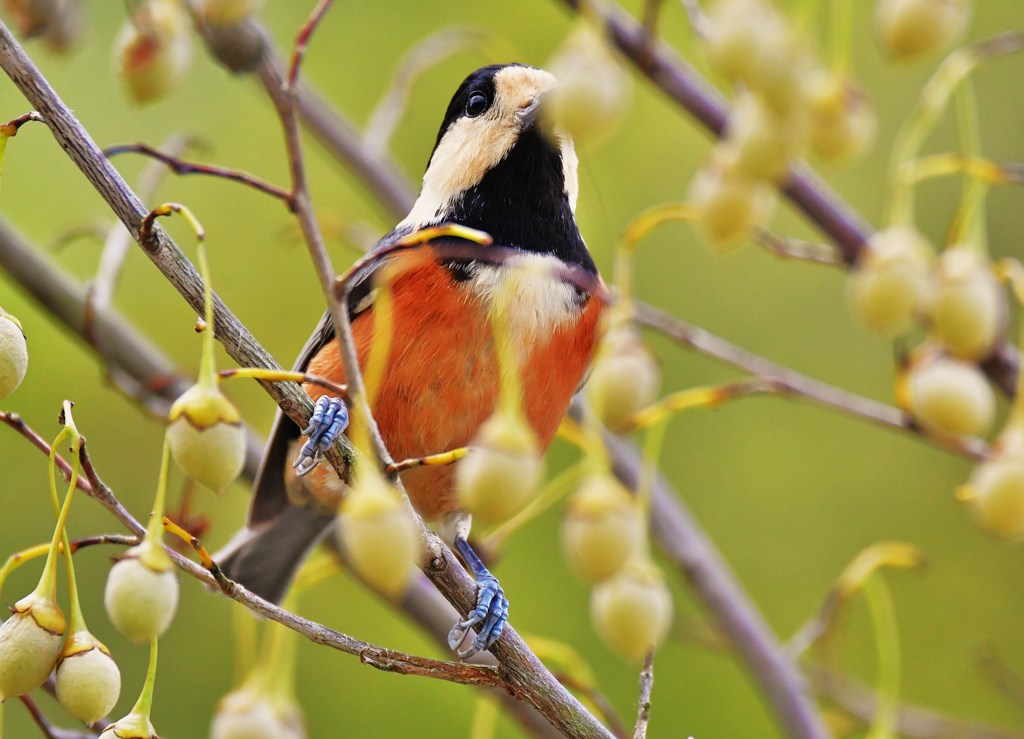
[465,92,489,117]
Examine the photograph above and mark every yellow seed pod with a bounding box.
[0,308,28,399]
[0,591,66,701]
[689,155,776,251]
[104,543,179,643]
[722,93,801,183]
[339,466,418,598]
[591,558,673,661]
[929,248,1005,361]
[543,24,631,146]
[562,473,644,582]
[805,71,876,166]
[455,411,544,525]
[113,0,193,104]
[907,356,994,437]
[963,456,1024,541]
[876,0,971,61]
[849,225,934,335]
[56,631,121,727]
[586,327,660,432]
[167,382,246,493]
[211,687,306,739]
[705,0,809,113]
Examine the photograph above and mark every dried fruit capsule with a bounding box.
[211,687,306,739]
[849,225,934,335]
[805,71,876,165]
[338,467,418,598]
[56,631,121,727]
[562,473,644,582]
[591,559,673,660]
[876,0,970,60]
[929,248,1005,361]
[104,543,179,643]
[197,0,263,27]
[908,356,994,437]
[0,591,65,700]
[456,411,543,525]
[543,24,631,145]
[114,0,193,104]
[0,308,28,399]
[690,155,776,251]
[587,327,660,432]
[167,382,246,493]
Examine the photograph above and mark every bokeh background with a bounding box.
[2,1,1024,737]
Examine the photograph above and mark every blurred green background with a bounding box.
[2,1,1024,737]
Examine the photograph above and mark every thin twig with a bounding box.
[756,230,844,266]
[18,693,97,739]
[103,142,294,207]
[632,650,655,739]
[633,301,990,460]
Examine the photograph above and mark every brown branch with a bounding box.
[103,142,294,207]
[18,693,97,739]
[632,650,655,739]
[1,110,43,135]
[634,301,990,460]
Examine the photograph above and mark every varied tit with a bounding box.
[219,64,604,658]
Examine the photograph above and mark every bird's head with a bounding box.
[399,64,582,251]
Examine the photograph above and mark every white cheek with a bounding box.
[467,255,581,364]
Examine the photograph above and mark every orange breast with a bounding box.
[303,249,602,519]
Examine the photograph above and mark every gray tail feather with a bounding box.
[215,506,335,604]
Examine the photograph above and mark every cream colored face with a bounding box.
[400,66,579,229]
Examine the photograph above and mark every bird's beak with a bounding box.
[515,90,549,129]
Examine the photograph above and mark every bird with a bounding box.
[218,63,604,658]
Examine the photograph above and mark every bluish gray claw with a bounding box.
[293,396,349,476]
[448,573,509,659]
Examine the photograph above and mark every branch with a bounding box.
[632,650,655,739]
[634,301,990,460]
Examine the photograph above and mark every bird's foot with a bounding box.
[293,395,349,476]
[448,538,509,659]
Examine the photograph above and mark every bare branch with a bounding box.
[18,693,97,739]
[634,301,990,460]
[632,650,655,739]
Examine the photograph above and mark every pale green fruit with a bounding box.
[563,474,644,582]
[0,311,28,399]
[56,641,121,726]
[0,596,65,701]
[591,559,673,661]
[930,248,1005,361]
[339,470,418,598]
[544,24,631,146]
[690,157,776,251]
[211,687,306,739]
[587,328,660,432]
[908,357,994,437]
[456,412,543,525]
[722,93,800,182]
[805,71,876,165]
[965,456,1024,541]
[876,0,970,60]
[850,225,934,335]
[114,0,193,104]
[104,547,179,643]
[167,415,246,493]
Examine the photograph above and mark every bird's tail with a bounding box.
[215,505,335,604]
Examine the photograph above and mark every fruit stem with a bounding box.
[36,410,82,603]
[363,269,395,417]
[829,0,852,75]
[862,574,900,739]
[489,266,530,425]
[130,639,159,721]
[951,81,988,252]
[146,435,173,544]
